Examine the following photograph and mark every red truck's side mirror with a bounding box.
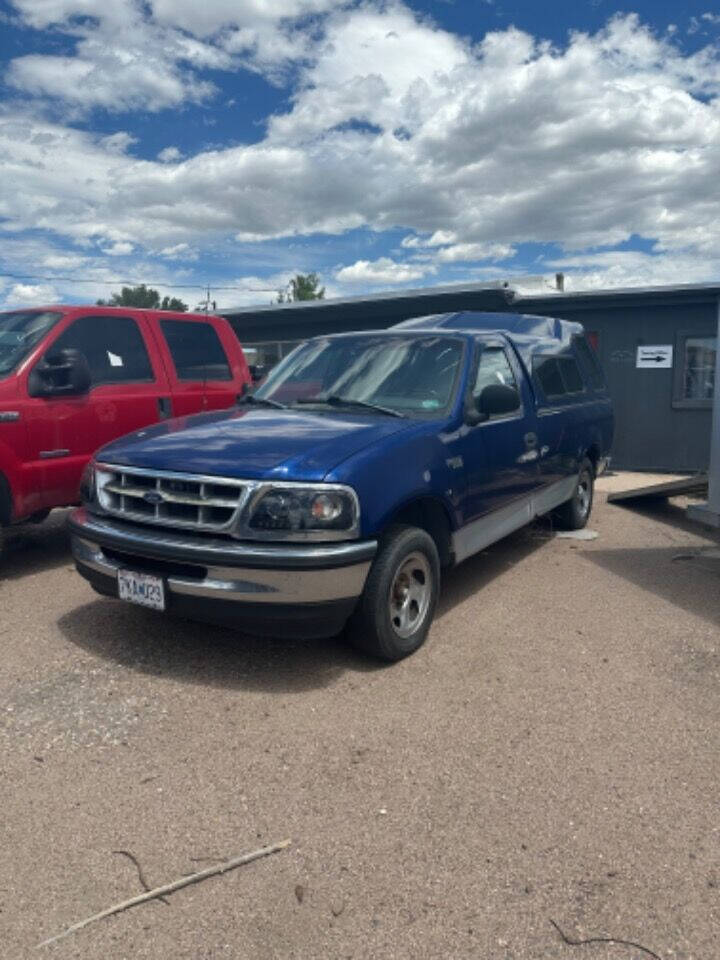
[28,348,92,398]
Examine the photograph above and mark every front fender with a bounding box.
[326,422,462,537]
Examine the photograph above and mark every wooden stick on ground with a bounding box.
[37,839,292,949]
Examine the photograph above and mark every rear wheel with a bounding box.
[346,525,440,661]
[553,457,594,530]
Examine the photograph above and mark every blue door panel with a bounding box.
[452,339,542,524]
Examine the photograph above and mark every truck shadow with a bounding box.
[0,511,72,582]
[438,520,553,615]
[609,497,711,536]
[58,600,378,693]
[585,544,720,627]
[56,521,552,694]
[585,500,720,628]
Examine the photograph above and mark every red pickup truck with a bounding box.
[0,305,251,553]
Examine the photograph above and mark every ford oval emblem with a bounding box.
[143,491,165,505]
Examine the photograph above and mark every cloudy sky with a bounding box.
[2,0,720,310]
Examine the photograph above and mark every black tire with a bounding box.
[346,524,440,662]
[553,457,594,530]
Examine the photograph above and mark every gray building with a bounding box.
[221,281,719,473]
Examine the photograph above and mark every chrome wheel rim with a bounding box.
[577,473,591,517]
[389,551,432,639]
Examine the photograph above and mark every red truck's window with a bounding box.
[160,320,232,381]
[51,315,154,385]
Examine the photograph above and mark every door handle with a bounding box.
[158,396,172,419]
[523,432,538,449]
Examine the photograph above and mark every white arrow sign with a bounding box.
[636,345,673,369]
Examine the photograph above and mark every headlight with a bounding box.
[247,484,359,539]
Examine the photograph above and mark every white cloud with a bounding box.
[101,241,134,256]
[546,249,720,290]
[157,146,183,163]
[158,243,197,260]
[5,283,58,306]
[150,0,340,38]
[6,0,343,113]
[10,0,131,29]
[42,253,88,270]
[7,32,217,113]
[267,5,469,141]
[421,242,514,263]
[401,231,457,249]
[4,8,720,292]
[335,257,430,285]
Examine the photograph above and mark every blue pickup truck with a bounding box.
[69,311,613,661]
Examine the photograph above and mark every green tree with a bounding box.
[277,273,325,303]
[97,284,188,312]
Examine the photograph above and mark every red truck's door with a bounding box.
[150,314,247,417]
[21,311,171,509]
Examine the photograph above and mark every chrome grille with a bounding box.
[95,464,247,534]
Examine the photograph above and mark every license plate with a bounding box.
[118,569,165,610]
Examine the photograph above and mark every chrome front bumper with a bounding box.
[69,508,375,607]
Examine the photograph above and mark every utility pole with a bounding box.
[195,284,215,314]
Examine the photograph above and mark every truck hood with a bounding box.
[96,406,414,481]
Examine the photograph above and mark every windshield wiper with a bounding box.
[237,393,287,410]
[296,394,405,418]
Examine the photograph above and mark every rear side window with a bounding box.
[532,355,586,399]
[572,334,606,390]
[558,357,584,393]
[50,315,154,385]
[533,357,565,398]
[161,320,232,381]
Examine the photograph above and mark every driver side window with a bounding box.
[473,347,518,403]
[50,315,154,386]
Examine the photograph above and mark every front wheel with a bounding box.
[553,458,594,530]
[346,525,440,661]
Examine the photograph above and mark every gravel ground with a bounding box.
[1,478,719,959]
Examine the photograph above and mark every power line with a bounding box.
[0,271,279,292]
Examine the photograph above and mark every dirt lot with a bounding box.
[1,477,719,959]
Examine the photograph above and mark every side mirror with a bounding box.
[248,364,267,384]
[28,348,92,398]
[468,383,520,423]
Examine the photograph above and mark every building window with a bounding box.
[673,332,716,409]
[682,337,715,400]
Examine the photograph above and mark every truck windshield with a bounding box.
[254,334,464,416]
[0,310,63,377]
